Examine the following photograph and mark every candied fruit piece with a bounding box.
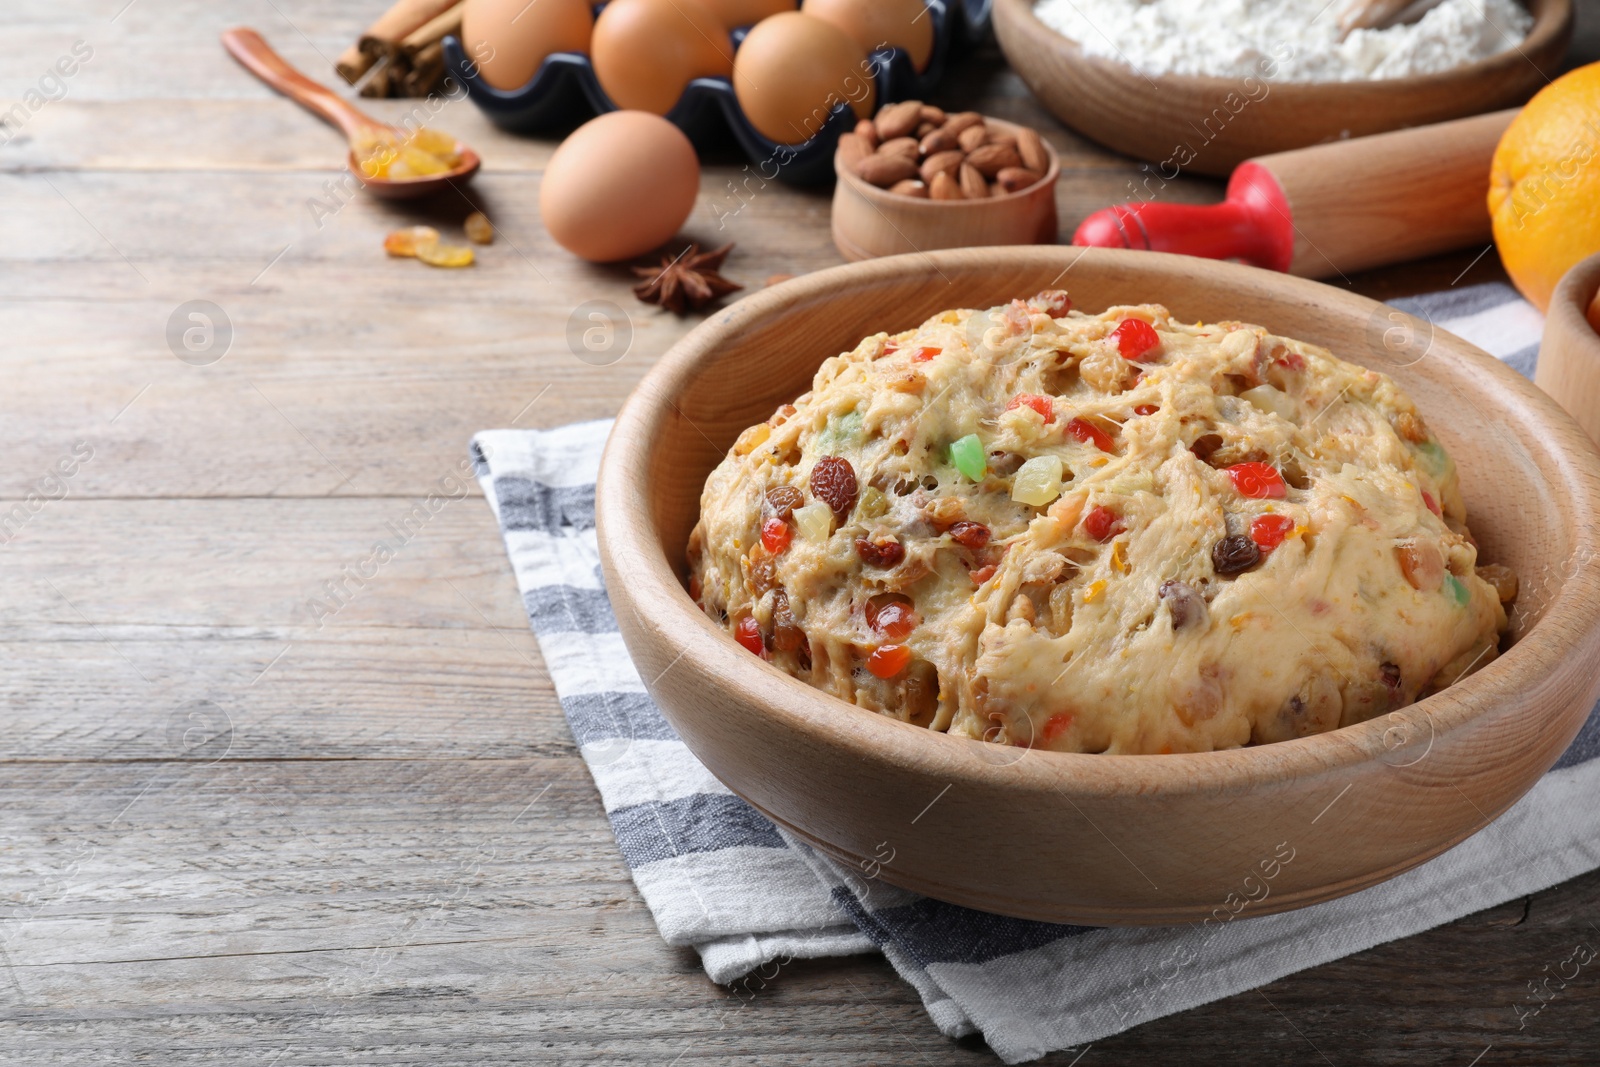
[1112,318,1160,361]
[464,210,494,245]
[1005,393,1054,423]
[793,502,833,542]
[1066,417,1114,453]
[950,434,986,481]
[416,242,475,268]
[760,516,791,554]
[384,225,440,258]
[1225,462,1286,499]
[735,615,765,656]
[867,644,912,679]
[410,126,460,161]
[1250,513,1296,550]
[1012,455,1063,506]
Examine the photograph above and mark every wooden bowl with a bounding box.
[831,117,1059,261]
[1538,251,1600,444]
[992,0,1572,177]
[595,247,1600,925]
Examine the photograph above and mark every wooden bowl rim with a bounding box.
[1547,250,1600,353]
[834,114,1062,208]
[598,246,1600,799]
[992,0,1572,102]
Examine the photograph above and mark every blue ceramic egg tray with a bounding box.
[442,0,990,185]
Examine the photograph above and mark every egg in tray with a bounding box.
[444,0,978,183]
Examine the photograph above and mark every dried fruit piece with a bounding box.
[1250,513,1296,550]
[765,485,804,519]
[1083,505,1121,542]
[416,241,475,268]
[949,521,991,550]
[1005,393,1055,423]
[810,456,858,519]
[1113,318,1161,361]
[1212,535,1261,576]
[858,486,889,518]
[735,615,765,656]
[1476,562,1519,603]
[1028,289,1072,317]
[1109,540,1130,574]
[970,563,998,585]
[1421,489,1442,518]
[793,502,833,542]
[866,596,918,640]
[761,516,792,555]
[464,211,494,244]
[867,643,913,679]
[855,536,905,567]
[1012,455,1064,506]
[1226,462,1286,499]
[1396,539,1445,591]
[1067,417,1114,453]
[909,346,941,362]
[950,434,986,481]
[1134,404,1159,416]
[1444,573,1472,607]
[1159,579,1207,630]
[384,225,440,258]
[772,591,804,652]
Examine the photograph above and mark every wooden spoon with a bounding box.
[1337,0,1447,36]
[220,27,479,200]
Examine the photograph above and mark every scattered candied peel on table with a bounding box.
[687,292,1516,755]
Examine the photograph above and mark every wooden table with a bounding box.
[3,2,1596,1062]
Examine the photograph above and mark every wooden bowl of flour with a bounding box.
[595,245,1600,925]
[993,0,1572,176]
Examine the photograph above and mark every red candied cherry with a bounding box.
[866,598,919,640]
[1134,404,1158,416]
[1226,461,1286,499]
[867,643,913,679]
[1112,319,1161,362]
[909,346,941,362]
[1067,416,1115,453]
[1005,393,1055,423]
[760,516,791,554]
[1250,513,1296,551]
[1083,505,1122,542]
[1421,489,1441,518]
[734,616,765,656]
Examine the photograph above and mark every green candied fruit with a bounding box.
[859,486,889,518]
[820,409,864,451]
[950,434,986,481]
[1444,573,1471,607]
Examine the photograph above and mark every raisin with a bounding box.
[949,521,991,550]
[772,591,804,652]
[856,536,905,567]
[1029,289,1072,317]
[765,485,804,520]
[415,241,475,268]
[810,456,858,519]
[1212,535,1261,575]
[750,554,778,594]
[1190,434,1224,465]
[464,211,494,244]
[1380,661,1402,698]
[1159,579,1208,630]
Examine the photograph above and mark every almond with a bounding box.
[995,166,1042,193]
[915,120,937,139]
[929,171,964,200]
[966,142,1021,177]
[919,149,964,185]
[957,123,988,153]
[919,126,961,156]
[959,162,989,199]
[1015,125,1048,172]
[920,105,947,125]
[874,100,923,142]
[889,178,929,198]
[984,133,1018,152]
[944,111,983,136]
[879,136,920,160]
[854,117,879,151]
[858,153,919,188]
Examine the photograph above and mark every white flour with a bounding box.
[1033,0,1534,81]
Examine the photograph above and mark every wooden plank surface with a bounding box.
[2,0,1598,1062]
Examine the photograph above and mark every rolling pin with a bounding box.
[1073,109,1516,278]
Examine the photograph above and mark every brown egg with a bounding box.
[591,0,734,115]
[540,111,701,263]
[696,0,797,28]
[460,0,593,92]
[802,0,934,72]
[733,12,876,145]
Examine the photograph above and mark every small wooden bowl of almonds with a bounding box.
[832,100,1060,262]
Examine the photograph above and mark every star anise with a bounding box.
[632,242,743,315]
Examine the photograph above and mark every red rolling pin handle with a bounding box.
[1072,163,1297,274]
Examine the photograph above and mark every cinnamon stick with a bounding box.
[358,0,461,61]
[401,3,464,56]
[335,42,374,85]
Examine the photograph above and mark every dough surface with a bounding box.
[686,295,1510,754]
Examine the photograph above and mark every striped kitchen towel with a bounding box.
[472,281,1600,1063]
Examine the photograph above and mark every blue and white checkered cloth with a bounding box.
[472,282,1600,1063]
